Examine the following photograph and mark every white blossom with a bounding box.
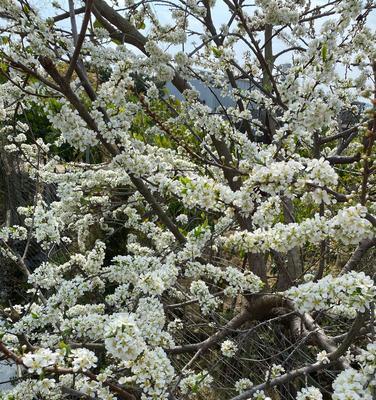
[70,348,98,372]
[316,350,330,364]
[104,314,146,361]
[296,386,323,400]
[221,340,238,357]
[23,348,61,374]
[235,378,253,393]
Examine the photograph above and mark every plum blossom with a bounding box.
[221,340,238,357]
[104,314,146,361]
[296,386,323,400]
[70,348,98,372]
[23,348,61,374]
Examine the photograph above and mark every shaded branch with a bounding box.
[229,312,366,400]
[53,6,86,22]
[340,238,376,275]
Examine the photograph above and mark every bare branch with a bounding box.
[65,0,94,80]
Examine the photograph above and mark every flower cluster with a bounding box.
[332,367,373,400]
[128,347,175,400]
[296,386,323,400]
[179,370,214,396]
[356,341,376,386]
[190,280,219,315]
[104,314,146,361]
[252,390,272,400]
[23,348,62,374]
[1,378,60,400]
[265,364,286,380]
[287,271,375,315]
[235,378,253,393]
[224,205,374,254]
[221,340,238,357]
[185,262,263,297]
[70,348,98,372]
[255,0,300,25]
[316,350,330,364]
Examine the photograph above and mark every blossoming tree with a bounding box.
[0,0,375,399]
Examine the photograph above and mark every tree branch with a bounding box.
[340,238,376,275]
[229,312,366,400]
[53,6,86,22]
[0,341,136,400]
[66,0,94,80]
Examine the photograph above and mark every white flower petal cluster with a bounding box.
[105,255,178,296]
[353,341,376,387]
[48,103,99,151]
[265,364,285,380]
[1,1,375,399]
[333,342,376,400]
[179,370,214,396]
[23,348,62,374]
[316,350,330,364]
[221,340,238,357]
[104,314,146,361]
[330,205,375,245]
[61,312,107,341]
[185,262,263,297]
[248,159,304,196]
[223,266,263,296]
[28,261,64,290]
[252,389,272,399]
[225,205,374,254]
[235,377,253,393]
[0,225,28,242]
[190,280,219,315]
[1,378,60,400]
[255,0,300,25]
[129,347,175,400]
[287,271,375,314]
[305,158,338,187]
[31,200,62,248]
[332,367,373,400]
[167,318,184,334]
[135,297,174,347]
[70,348,98,372]
[74,376,116,400]
[296,386,323,400]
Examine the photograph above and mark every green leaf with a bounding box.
[321,43,328,62]
[191,382,199,393]
[112,38,122,45]
[0,62,8,72]
[93,19,103,29]
[211,47,223,58]
[155,134,172,148]
[179,176,191,186]
[136,20,146,30]
[45,17,54,26]
[193,225,203,238]
[58,341,71,356]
